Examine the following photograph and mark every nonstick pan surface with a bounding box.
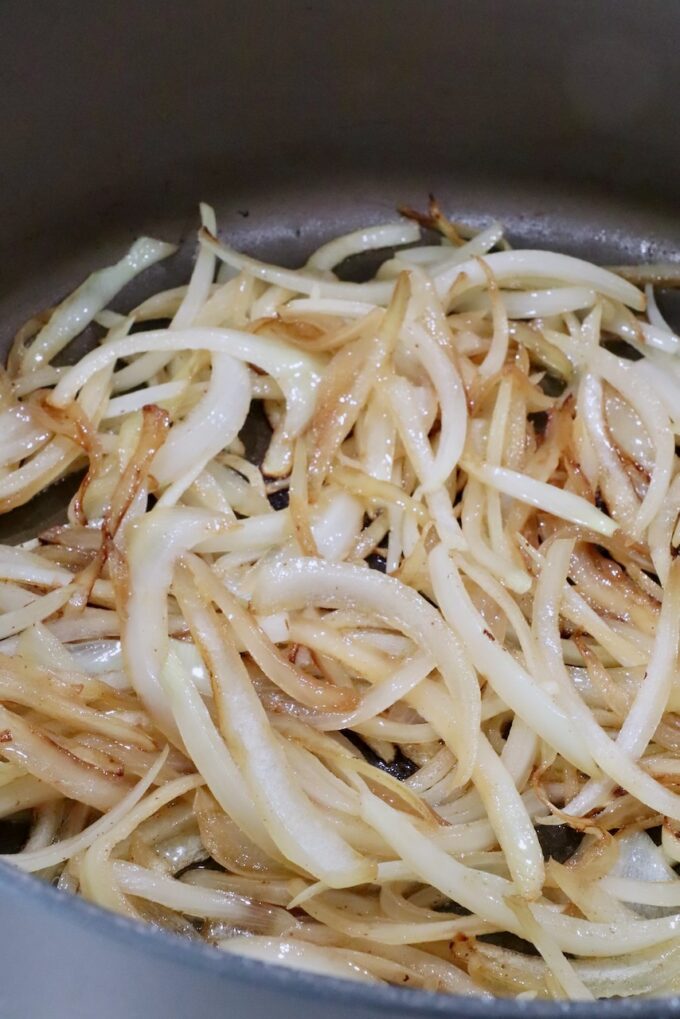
[1,2,680,1016]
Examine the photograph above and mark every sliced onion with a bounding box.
[21,237,176,372]
[123,507,229,736]
[0,703,129,810]
[2,746,168,871]
[177,566,374,889]
[435,250,645,310]
[307,222,420,272]
[151,353,250,486]
[463,460,618,536]
[251,557,481,785]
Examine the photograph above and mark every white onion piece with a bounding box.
[535,541,680,823]
[0,438,80,510]
[384,377,466,550]
[435,250,645,310]
[362,789,680,956]
[564,560,680,817]
[172,203,218,328]
[473,735,545,899]
[80,773,203,914]
[200,511,292,555]
[124,508,228,736]
[151,353,250,486]
[471,287,597,319]
[0,545,108,596]
[22,237,176,372]
[114,862,293,931]
[578,373,640,534]
[18,622,74,672]
[507,896,593,1001]
[0,407,50,468]
[636,360,680,432]
[477,259,510,377]
[12,366,64,397]
[649,473,680,585]
[65,639,123,674]
[200,230,395,305]
[307,222,420,272]
[589,347,674,534]
[361,786,516,929]
[603,831,679,918]
[161,648,280,856]
[285,298,376,319]
[0,585,73,640]
[252,557,481,785]
[429,545,594,773]
[220,936,379,984]
[49,327,324,440]
[463,460,618,536]
[103,381,188,421]
[460,478,531,593]
[562,586,647,668]
[126,206,221,387]
[310,491,364,562]
[501,716,538,788]
[601,878,680,910]
[179,575,374,888]
[402,323,467,491]
[605,390,654,473]
[1,747,168,872]
[396,222,504,269]
[312,650,435,731]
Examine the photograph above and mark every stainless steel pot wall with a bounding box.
[1,2,679,1016]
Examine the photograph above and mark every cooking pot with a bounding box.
[1,2,679,1016]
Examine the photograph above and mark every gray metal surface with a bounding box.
[0,1,679,1015]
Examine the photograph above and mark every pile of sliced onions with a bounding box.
[1,198,680,1001]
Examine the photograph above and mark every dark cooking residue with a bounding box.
[479,930,539,956]
[0,818,30,855]
[535,823,584,864]
[240,400,272,468]
[267,488,290,511]
[343,730,419,781]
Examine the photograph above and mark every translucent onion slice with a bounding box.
[402,323,467,491]
[219,936,379,984]
[0,703,129,810]
[362,788,680,956]
[534,541,680,823]
[435,250,645,311]
[179,566,375,889]
[123,507,229,736]
[506,895,593,1001]
[188,557,357,712]
[80,773,203,915]
[21,237,176,372]
[307,222,421,272]
[429,545,595,773]
[151,353,250,486]
[49,326,324,443]
[200,229,395,305]
[2,746,169,871]
[590,347,674,534]
[462,461,618,537]
[113,861,294,931]
[252,557,481,785]
[160,648,282,858]
[0,655,153,749]
[564,559,680,817]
